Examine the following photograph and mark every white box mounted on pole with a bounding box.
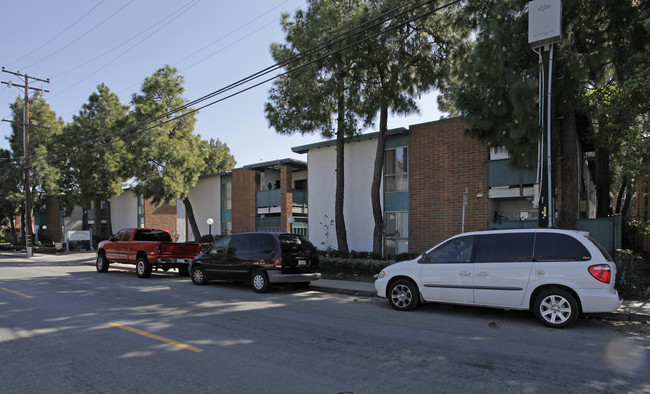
[528,0,562,48]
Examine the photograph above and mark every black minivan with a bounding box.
[189,232,321,293]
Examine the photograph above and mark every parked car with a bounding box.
[97,228,202,278]
[375,228,621,328]
[189,232,321,293]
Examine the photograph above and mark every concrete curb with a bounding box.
[2,252,648,322]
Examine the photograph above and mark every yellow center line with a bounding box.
[108,323,204,353]
[1,287,34,298]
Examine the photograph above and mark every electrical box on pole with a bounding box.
[528,0,562,228]
[528,0,562,48]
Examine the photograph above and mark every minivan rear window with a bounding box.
[474,233,534,263]
[229,234,275,255]
[279,235,315,254]
[533,233,591,261]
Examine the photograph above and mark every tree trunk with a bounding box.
[335,94,349,257]
[9,214,17,245]
[106,200,113,236]
[93,196,102,244]
[594,147,611,218]
[182,197,202,242]
[371,104,389,255]
[615,176,627,214]
[621,181,633,218]
[556,109,579,229]
[82,203,89,231]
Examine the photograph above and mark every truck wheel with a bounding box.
[96,254,109,272]
[251,271,269,293]
[136,257,152,278]
[178,266,189,277]
[191,266,207,285]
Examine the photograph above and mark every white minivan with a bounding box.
[375,229,622,328]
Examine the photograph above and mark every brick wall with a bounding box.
[280,165,293,233]
[232,168,258,233]
[143,199,177,236]
[409,118,489,253]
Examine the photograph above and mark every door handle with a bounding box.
[459,271,471,277]
[476,271,489,277]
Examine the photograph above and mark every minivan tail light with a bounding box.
[274,257,283,268]
[589,264,611,284]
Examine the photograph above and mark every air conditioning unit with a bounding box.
[519,210,539,220]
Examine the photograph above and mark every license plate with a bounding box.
[298,259,307,266]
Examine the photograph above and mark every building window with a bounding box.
[384,211,408,257]
[384,147,408,192]
[221,182,232,210]
[221,221,232,236]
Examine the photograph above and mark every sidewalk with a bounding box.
[2,250,648,322]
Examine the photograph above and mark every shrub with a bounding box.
[318,256,393,277]
[614,249,650,300]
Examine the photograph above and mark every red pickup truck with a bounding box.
[96,228,202,278]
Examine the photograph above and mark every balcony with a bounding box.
[256,189,308,214]
[489,159,537,198]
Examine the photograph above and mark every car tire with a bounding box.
[533,289,580,328]
[388,279,420,311]
[178,266,190,277]
[251,271,270,293]
[191,266,207,285]
[96,254,109,272]
[136,257,152,278]
[292,281,310,290]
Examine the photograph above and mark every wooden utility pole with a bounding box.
[1,67,50,257]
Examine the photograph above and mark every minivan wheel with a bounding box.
[136,257,152,278]
[96,254,109,272]
[388,279,420,311]
[191,266,207,285]
[533,289,579,328]
[251,271,269,293]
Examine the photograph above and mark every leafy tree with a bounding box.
[130,65,207,241]
[438,0,649,228]
[266,0,367,257]
[8,92,64,239]
[0,149,23,244]
[356,0,467,254]
[202,138,236,175]
[62,83,130,237]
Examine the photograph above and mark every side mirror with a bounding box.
[109,235,117,242]
[418,252,431,264]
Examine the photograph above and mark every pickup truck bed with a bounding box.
[96,228,202,278]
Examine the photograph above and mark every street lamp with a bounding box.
[206,218,214,243]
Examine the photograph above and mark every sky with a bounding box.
[0,0,443,167]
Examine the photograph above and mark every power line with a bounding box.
[52,0,201,79]
[49,0,201,99]
[23,0,453,171]
[7,1,106,67]
[10,0,460,179]
[22,1,136,70]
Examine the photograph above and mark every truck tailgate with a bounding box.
[159,242,202,258]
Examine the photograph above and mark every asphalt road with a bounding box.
[0,257,648,393]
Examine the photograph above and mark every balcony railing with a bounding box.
[256,189,308,208]
[488,159,537,188]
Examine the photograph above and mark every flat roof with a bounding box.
[243,158,307,172]
[291,127,408,154]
